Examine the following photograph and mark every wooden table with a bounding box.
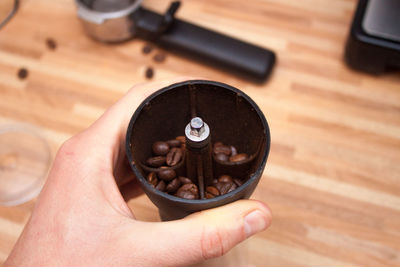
[1,0,399,266]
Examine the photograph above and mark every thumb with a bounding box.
[127,200,271,266]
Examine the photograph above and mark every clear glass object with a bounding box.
[0,124,51,206]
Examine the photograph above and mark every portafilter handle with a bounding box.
[133,1,276,82]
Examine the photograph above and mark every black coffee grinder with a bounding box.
[126,80,270,220]
[75,0,276,82]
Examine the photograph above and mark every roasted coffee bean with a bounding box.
[142,44,153,54]
[166,147,183,166]
[166,178,181,193]
[158,168,176,181]
[205,192,215,199]
[176,190,197,200]
[230,146,238,156]
[146,156,166,167]
[46,38,57,50]
[229,153,249,163]
[176,136,185,144]
[145,67,154,79]
[179,176,192,184]
[233,178,243,187]
[153,52,166,63]
[147,172,158,187]
[215,182,237,195]
[214,145,231,156]
[177,183,199,197]
[155,180,166,191]
[152,141,170,156]
[213,142,223,148]
[206,186,220,197]
[218,175,233,183]
[166,139,181,148]
[215,153,229,162]
[17,68,28,80]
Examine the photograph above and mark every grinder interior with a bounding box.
[128,80,268,193]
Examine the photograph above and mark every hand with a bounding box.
[4,78,272,267]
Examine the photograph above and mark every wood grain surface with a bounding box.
[1,0,400,266]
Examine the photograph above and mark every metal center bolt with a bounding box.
[185,117,210,146]
[190,117,205,137]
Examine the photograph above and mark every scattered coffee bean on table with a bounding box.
[142,44,153,54]
[46,38,57,50]
[17,68,28,80]
[145,67,154,79]
[153,52,166,63]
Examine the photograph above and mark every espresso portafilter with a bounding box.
[126,80,270,220]
[75,0,276,82]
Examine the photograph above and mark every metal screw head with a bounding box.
[185,117,210,146]
[190,117,205,137]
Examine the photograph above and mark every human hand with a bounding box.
[4,78,272,267]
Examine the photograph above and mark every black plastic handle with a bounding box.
[134,8,276,82]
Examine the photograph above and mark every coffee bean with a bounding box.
[213,142,223,148]
[142,44,153,54]
[177,183,199,197]
[158,168,176,181]
[214,145,231,156]
[215,182,237,195]
[176,136,185,144]
[215,153,228,162]
[146,156,166,167]
[176,190,197,200]
[46,38,57,50]
[179,176,192,184]
[147,172,158,187]
[153,52,166,63]
[166,139,181,148]
[206,186,220,197]
[166,178,181,193]
[145,67,154,79]
[230,146,238,156]
[205,192,215,199]
[17,68,28,80]
[233,178,243,187]
[155,180,166,191]
[152,141,170,156]
[218,175,233,183]
[230,153,248,162]
[166,147,183,166]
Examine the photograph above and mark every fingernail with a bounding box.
[244,210,268,238]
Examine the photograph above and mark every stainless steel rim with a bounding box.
[75,0,143,24]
